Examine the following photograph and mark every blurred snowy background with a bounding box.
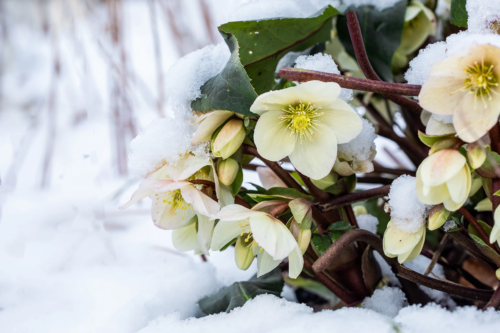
[1,0,498,332]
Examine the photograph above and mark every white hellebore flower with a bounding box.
[416,149,471,211]
[419,44,500,143]
[211,204,304,278]
[120,152,224,255]
[250,81,362,180]
[384,220,426,264]
[491,206,500,246]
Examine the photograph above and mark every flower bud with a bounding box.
[467,143,487,169]
[212,119,246,159]
[353,205,368,217]
[491,206,500,246]
[234,235,255,271]
[383,220,426,264]
[290,218,311,255]
[496,268,500,281]
[217,158,239,186]
[428,204,449,230]
[416,149,471,211]
[310,172,338,190]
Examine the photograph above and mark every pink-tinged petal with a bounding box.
[191,111,234,144]
[254,111,296,161]
[119,179,174,210]
[250,81,341,115]
[288,126,338,180]
[256,167,287,190]
[196,214,215,256]
[321,102,362,144]
[453,92,500,143]
[151,192,195,230]
[250,214,296,260]
[216,204,262,221]
[181,184,220,218]
[419,149,466,186]
[251,200,289,214]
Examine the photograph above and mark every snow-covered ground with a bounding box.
[1,0,500,332]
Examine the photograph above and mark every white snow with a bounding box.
[362,286,408,318]
[466,0,500,34]
[294,53,353,102]
[338,118,377,160]
[357,214,379,234]
[404,255,457,308]
[388,175,431,233]
[443,220,457,232]
[343,0,403,11]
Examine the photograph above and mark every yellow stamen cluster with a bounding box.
[161,189,191,219]
[279,102,324,142]
[463,60,499,102]
[238,220,261,251]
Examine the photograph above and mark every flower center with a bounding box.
[279,102,324,142]
[464,61,499,99]
[238,220,261,251]
[164,189,191,218]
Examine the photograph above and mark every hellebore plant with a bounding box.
[122,5,500,313]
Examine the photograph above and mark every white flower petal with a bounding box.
[196,214,215,256]
[216,204,261,221]
[446,165,469,204]
[119,179,174,210]
[287,246,304,279]
[419,149,466,186]
[256,167,287,189]
[491,207,500,244]
[419,77,466,115]
[397,226,426,264]
[383,221,424,255]
[416,167,450,205]
[172,216,198,251]
[288,126,338,180]
[453,92,500,143]
[151,193,195,230]
[191,111,234,144]
[180,184,220,218]
[254,111,296,161]
[250,81,341,115]
[321,101,363,144]
[250,214,296,260]
[211,219,249,251]
[167,154,211,181]
[256,249,281,277]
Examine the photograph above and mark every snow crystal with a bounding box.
[466,0,500,34]
[228,0,340,22]
[128,118,194,177]
[343,0,403,11]
[388,175,431,233]
[362,286,408,318]
[139,294,395,333]
[404,255,456,308]
[357,214,379,234]
[395,303,500,333]
[443,220,457,232]
[338,118,377,160]
[164,43,230,119]
[405,42,447,85]
[294,53,353,102]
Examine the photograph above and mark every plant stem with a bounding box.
[424,233,449,276]
[313,229,494,301]
[278,67,421,96]
[345,11,422,114]
[448,231,498,270]
[318,185,390,212]
[484,286,500,310]
[459,207,492,247]
[372,162,416,176]
[296,170,331,202]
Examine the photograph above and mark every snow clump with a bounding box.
[338,118,377,160]
[361,286,408,318]
[357,214,379,234]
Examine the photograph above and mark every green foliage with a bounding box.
[311,234,332,255]
[198,268,284,315]
[191,34,258,116]
[219,6,339,94]
[337,0,407,82]
[450,0,468,28]
[327,221,355,231]
[362,198,390,235]
[230,164,244,196]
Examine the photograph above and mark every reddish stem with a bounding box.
[318,185,390,212]
[346,11,422,114]
[458,207,493,247]
[269,202,290,218]
[278,67,421,96]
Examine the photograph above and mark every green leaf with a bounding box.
[418,131,457,148]
[469,234,500,267]
[477,150,500,179]
[267,187,314,200]
[468,219,492,237]
[219,6,340,94]
[289,198,313,228]
[363,198,390,235]
[311,234,332,256]
[284,276,338,303]
[191,34,258,116]
[198,267,284,315]
[337,0,407,82]
[450,0,468,28]
[248,183,268,193]
[230,164,244,197]
[494,190,500,197]
[327,221,354,231]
